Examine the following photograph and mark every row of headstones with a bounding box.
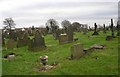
[2,24,74,51]
[2,18,120,50]
[2,28,46,52]
[92,19,120,41]
[92,19,120,36]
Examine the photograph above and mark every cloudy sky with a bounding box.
[0,0,119,29]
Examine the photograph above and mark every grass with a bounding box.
[2,31,118,75]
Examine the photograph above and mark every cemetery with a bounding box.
[1,18,119,75]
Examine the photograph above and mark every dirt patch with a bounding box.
[35,62,59,72]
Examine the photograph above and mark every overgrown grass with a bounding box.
[2,31,118,75]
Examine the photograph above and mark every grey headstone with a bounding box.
[17,31,29,47]
[6,39,16,49]
[66,25,73,42]
[28,30,46,51]
[71,43,85,59]
[59,34,68,44]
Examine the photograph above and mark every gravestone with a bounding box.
[6,39,16,49]
[59,34,68,44]
[66,25,73,42]
[110,19,115,37]
[116,20,120,36]
[17,30,24,40]
[103,24,106,34]
[92,23,99,35]
[53,29,60,40]
[17,31,29,47]
[71,43,85,59]
[28,30,46,51]
[9,30,17,41]
[34,30,46,47]
[52,26,60,40]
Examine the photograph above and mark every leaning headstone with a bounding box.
[59,34,68,44]
[6,39,16,49]
[92,23,99,35]
[71,43,85,59]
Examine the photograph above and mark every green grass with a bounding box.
[2,31,118,75]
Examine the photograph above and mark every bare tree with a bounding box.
[72,22,81,32]
[3,18,16,39]
[3,18,16,30]
[45,19,59,33]
[46,19,58,27]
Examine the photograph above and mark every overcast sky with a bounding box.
[0,0,119,29]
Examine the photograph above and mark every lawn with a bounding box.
[2,31,118,75]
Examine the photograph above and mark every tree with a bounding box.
[61,20,71,29]
[45,19,59,33]
[3,18,16,39]
[3,18,16,30]
[46,19,58,28]
[72,22,81,32]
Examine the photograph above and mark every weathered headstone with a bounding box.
[59,34,68,44]
[116,20,120,36]
[17,31,29,47]
[53,29,60,40]
[28,30,46,51]
[34,30,46,47]
[6,39,16,49]
[71,43,85,59]
[17,30,24,40]
[9,30,17,41]
[66,25,73,42]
